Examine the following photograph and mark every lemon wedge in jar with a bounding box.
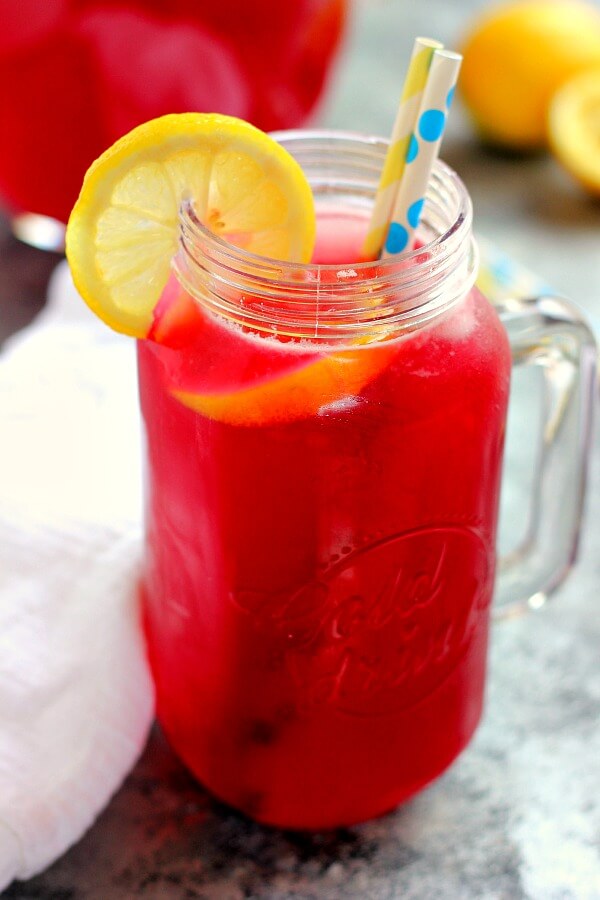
[65,113,391,426]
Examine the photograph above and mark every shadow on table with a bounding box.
[4,727,421,899]
[0,211,63,346]
[442,135,600,231]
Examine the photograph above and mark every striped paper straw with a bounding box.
[382,49,462,258]
[360,36,442,262]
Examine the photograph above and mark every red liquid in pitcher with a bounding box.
[0,1,346,222]
[138,212,511,828]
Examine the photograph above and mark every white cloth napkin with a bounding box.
[0,261,154,890]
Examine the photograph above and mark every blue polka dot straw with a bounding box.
[361,36,442,261]
[382,49,462,259]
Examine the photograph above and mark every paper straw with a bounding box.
[382,49,462,258]
[361,36,443,262]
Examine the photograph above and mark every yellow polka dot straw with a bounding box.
[360,36,442,262]
[382,49,462,258]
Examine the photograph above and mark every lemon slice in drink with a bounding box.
[65,113,316,337]
[548,69,600,195]
[173,343,396,426]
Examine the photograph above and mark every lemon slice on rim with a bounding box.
[65,113,316,337]
[548,69,600,195]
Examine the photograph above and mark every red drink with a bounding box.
[0,0,346,224]
[138,140,512,827]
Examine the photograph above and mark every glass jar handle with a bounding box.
[494,294,597,619]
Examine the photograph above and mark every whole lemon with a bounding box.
[548,68,600,195]
[459,0,600,150]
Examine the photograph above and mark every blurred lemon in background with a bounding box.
[459,0,600,150]
[548,68,600,194]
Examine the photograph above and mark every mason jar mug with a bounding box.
[138,131,596,829]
